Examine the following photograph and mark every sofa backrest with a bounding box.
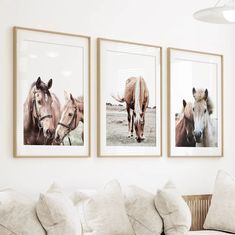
[183,194,212,231]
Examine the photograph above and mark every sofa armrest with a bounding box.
[183,194,212,231]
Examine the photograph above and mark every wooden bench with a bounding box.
[183,194,212,231]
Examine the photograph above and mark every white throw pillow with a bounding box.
[154,181,191,235]
[204,170,235,233]
[124,185,163,235]
[0,189,46,235]
[76,180,135,235]
[36,183,81,235]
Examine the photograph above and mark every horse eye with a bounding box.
[204,109,207,113]
[68,113,73,117]
[193,108,194,112]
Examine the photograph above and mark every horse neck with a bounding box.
[203,113,214,146]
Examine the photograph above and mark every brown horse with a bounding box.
[175,99,196,147]
[112,76,149,143]
[54,91,84,145]
[24,77,61,145]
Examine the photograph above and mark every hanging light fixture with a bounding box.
[193,0,235,24]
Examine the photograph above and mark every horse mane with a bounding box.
[193,88,214,115]
[181,102,194,120]
[134,77,142,122]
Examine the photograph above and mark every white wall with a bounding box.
[0,0,234,195]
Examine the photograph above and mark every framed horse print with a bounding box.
[167,48,223,157]
[13,27,90,157]
[97,38,162,157]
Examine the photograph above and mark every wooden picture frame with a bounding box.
[97,38,162,157]
[13,27,90,157]
[167,47,223,157]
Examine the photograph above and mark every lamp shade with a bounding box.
[194,5,235,24]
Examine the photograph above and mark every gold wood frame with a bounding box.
[97,38,162,157]
[13,26,91,158]
[167,47,224,157]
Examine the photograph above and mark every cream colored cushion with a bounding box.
[76,180,135,235]
[36,183,81,235]
[154,181,191,235]
[0,189,45,235]
[204,170,235,233]
[189,231,231,235]
[124,185,163,235]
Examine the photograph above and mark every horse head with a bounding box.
[32,77,55,140]
[134,112,145,143]
[54,91,83,144]
[192,87,209,143]
[182,99,195,145]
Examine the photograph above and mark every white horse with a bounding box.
[192,88,217,147]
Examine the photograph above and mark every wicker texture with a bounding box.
[183,194,212,231]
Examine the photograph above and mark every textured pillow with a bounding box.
[0,189,45,235]
[124,185,163,235]
[154,181,191,235]
[76,180,135,235]
[36,183,81,235]
[204,170,235,233]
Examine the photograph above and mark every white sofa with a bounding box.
[0,170,235,235]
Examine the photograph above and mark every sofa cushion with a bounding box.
[36,183,81,235]
[188,231,233,235]
[0,189,46,235]
[204,170,235,233]
[154,181,191,235]
[124,185,163,235]
[76,180,135,235]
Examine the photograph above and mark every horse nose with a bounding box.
[194,131,202,141]
[46,129,54,138]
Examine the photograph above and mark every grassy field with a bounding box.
[106,104,156,146]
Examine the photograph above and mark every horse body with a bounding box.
[175,100,195,147]
[54,91,84,145]
[112,76,149,142]
[24,77,61,145]
[192,88,216,147]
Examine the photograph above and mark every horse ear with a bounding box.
[64,90,69,101]
[183,99,187,108]
[36,77,41,89]
[192,87,196,95]
[70,93,75,104]
[204,89,208,100]
[47,79,53,89]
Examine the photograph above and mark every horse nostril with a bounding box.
[56,134,60,140]
[46,129,54,138]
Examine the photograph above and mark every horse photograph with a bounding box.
[14,27,89,157]
[98,39,161,156]
[168,48,223,157]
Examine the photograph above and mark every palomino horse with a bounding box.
[192,88,216,147]
[175,100,196,147]
[112,76,149,143]
[24,77,61,145]
[54,91,84,145]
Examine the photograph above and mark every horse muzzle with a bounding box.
[194,130,202,143]
[44,129,55,139]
